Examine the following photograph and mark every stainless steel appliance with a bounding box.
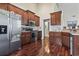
[9,12,21,53]
[0,9,10,55]
[0,9,21,55]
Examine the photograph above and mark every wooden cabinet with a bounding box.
[0,3,40,26]
[9,4,30,25]
[21,32,32,46]
[0,3,8,10]
[26,10,40,26]
[62,32,70,48]
[34,15,40,26]
[8,4,28,25]
[26,10,35,21]
[50,11,62,25]
[49,32,62,55]
[73,35,79,56]
[22,12,29,25]
[37,31,42,40]
[0,3,29,25]
[8,4,24,15]
[49,32,62,45]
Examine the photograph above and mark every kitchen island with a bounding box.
[49,29,79,56]
[62,29,79,56]
[70,32,79,56]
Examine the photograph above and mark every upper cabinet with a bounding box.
[26,10,40,26]
[26,10,35,21]
[50,11,62,25]
[0,3,29,25]
[0,3,40,26]
[0,3,8,10]
[34,15,40,26]
[22,12,29,25]
[8,4,24,17]
[8,4,29,25]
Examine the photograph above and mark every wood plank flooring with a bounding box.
[10,37,70,56]
[10,40,42,56]
[38,37,70,56]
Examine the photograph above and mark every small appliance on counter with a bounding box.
[29,20,35,27]
[21,25,33,32]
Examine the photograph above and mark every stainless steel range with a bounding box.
[0,9,21,55]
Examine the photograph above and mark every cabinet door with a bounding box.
[27,11,35,21]
[37,31,42,40]
[22,12,29,25]
[30,13,35,21]
[73,35,79,56]
[62,36,70,48]
[0,3,8,10]
[8,4,25,25]
[36,17,40,26]
[51,14,56,25]
[21,33,26,45]
[21,32,31,46]
[50,11,62,25]
[49,32,55,45]
[34,15,40,26]
[8,4,24,18]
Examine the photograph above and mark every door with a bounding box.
[43,19,50,54]
[44,19,49,37]
[9,13,21,52]
[0,10,9,55]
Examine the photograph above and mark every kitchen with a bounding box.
[0,3,79,56]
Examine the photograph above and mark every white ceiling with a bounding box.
[58,3,79,19]
[58,3,79,16]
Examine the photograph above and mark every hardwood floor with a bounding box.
[38,37,70,56]
[10,37,70,56]
[10,40,42,56]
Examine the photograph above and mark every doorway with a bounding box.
[43,19,50,55]
[44,19,49,38]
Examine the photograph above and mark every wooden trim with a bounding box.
[26,10,35,14]
[8,3,25,12]
[50,11,62,15]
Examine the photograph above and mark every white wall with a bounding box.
[59,3,79,27]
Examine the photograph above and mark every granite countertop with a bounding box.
[70,31,79,35]
[62,29,79,35]
[22,31,31,32]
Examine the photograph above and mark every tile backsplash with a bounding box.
[49,25,62,32]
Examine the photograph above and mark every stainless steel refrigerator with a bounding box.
[0,9,21,55]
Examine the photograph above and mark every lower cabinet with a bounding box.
[21,32,32,46]
[49,32,62,55]
[62,32,70,48]
[49,32,62,45]
[37,31,42,40]
[73,35,79,56]
[49,32,70,55]
[20,31,42,56]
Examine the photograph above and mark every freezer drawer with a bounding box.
[0,35,9,55]
[10,40,21,52]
